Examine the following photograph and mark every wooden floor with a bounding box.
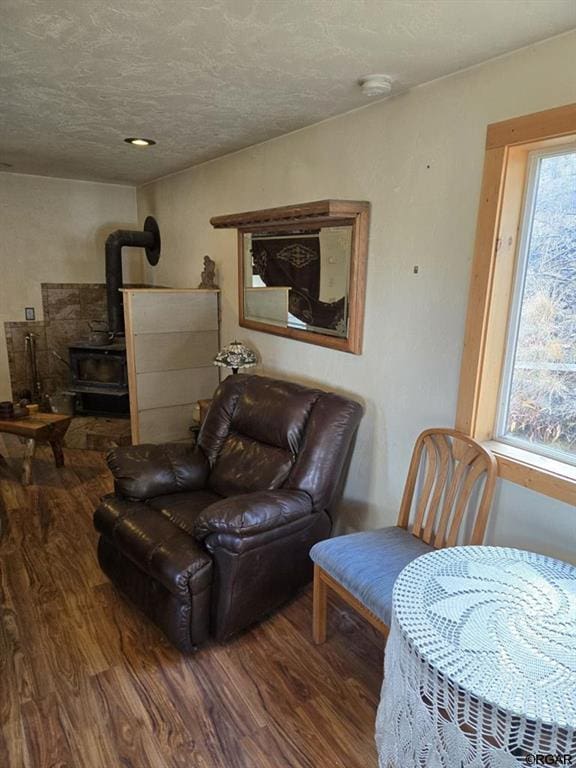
[0,440,384,768]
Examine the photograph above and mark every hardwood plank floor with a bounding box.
[0,438,384,767]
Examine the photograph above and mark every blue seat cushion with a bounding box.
[310,526,434,625]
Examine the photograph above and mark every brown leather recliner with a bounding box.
[94,374,363,651]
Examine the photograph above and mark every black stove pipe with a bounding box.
[105,216,161,335]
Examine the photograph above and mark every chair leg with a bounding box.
[312,564,328,645]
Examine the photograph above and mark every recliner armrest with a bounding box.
[194,489,313,540]
[107,443,209,500]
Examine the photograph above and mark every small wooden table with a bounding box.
[0,412,72,485]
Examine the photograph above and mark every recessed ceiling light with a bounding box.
[358,75,393,98]
[124,137,156,147]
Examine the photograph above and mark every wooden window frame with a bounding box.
[456,103,576,506]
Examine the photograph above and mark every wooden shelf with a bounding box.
[210,199,369,229]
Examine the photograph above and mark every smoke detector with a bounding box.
[358,75,393,98]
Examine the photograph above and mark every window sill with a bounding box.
[484,440,576,506]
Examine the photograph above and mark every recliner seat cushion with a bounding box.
[148,489,222,536]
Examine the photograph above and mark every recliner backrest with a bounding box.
[198,375,362,508]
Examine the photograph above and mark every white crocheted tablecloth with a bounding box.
[375,546,576,767]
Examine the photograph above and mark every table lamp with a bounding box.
[213,341,257,375]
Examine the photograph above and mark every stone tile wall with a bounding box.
[4,283,107,399]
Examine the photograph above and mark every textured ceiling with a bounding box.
[1,0,575,185]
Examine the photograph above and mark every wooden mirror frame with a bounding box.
[211,199,370,354]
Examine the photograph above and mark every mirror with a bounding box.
[211,200,369,354]
[243,225,352,338]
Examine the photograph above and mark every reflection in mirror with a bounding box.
[243,226,352,337]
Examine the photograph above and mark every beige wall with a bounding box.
[138,32,576,562]
[0,173,141,399]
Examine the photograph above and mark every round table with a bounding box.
[375,546,576,767]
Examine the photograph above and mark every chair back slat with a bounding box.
[397,435,425,530]
[411,436,438,538]
[398,428,497,548]
[444,456,487,547]
[432,444,478,547]
[420,434,453,544]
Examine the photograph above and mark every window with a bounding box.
[457,103,576,505]
[497,148,576,466]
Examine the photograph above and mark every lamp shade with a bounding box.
[213,341,257,374]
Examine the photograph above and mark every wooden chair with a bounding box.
[310,428,497,644]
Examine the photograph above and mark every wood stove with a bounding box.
[68,341,129,416]
[62,218,161,417]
